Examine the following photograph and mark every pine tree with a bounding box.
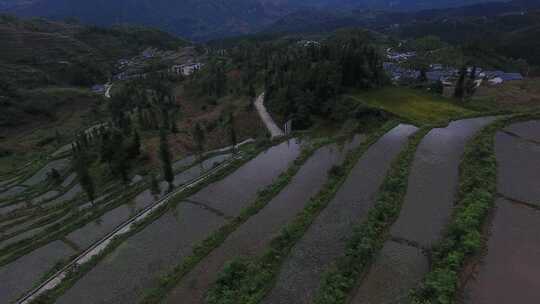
[465,66,478,98]
[454,66,467,100]
[228,113,238,154]
[192,122,206,161]
[130,129,141,158]
[150,173,160,196]
[159,127,174,190]
[73,148,95,205]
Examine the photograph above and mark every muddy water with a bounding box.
[57,203,227,304]
[55,140,301,304]
[31,190,60,204]
[495,132,540,206]
[463,121,540,303]
[390,117,496,248]
[61,173,77,188]
[351,242,428,304]
[463,199,540,304]
[505,120,540,142]
[0,240,75,303]
[262,125,418,304]
[65,203,143,250]
[165,137,364,304]
[189,139,302,216]
[0,186,26,200]
[22,158,70,186]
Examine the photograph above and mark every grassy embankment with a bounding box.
[205,121,398,304]
[139,136,341,303]
[348,87,475,125]
[411,112,540,304]
[28,139,283,304]
[313,127,429,304]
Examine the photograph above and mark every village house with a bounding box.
[171,63,203,76]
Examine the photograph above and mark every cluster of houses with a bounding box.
[170,62,203,76]
[386,49,417,62]
[383,47,524,86]
[383,61,524,87]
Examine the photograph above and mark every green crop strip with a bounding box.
[139,137,334,304]
[410,113,540,304]
[27,140,282,304]
[314,127,429,304]
[205,121,398,304]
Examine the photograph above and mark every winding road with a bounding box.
[255,93,284,139]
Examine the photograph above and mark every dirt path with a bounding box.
[463,121,540,304]
[164,137,364,304]
[255,93,284,139]
[349,117,496,304]
[54,140,301,304]
[262,124,418,304]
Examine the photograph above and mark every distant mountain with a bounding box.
[0,0,510,40]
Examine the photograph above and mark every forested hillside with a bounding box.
[0,15,186,134]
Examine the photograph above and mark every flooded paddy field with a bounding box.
[390,117,495,247]
[495,132,540,205]
[0,147,243,303]
[350,242,428,304]
[463,121,540,303]
[463,198,540,304]
[54,140,301,303]
[0,240,76,303]
[351,117,495,304]
[165,138,364,304]
[262,125,417,304]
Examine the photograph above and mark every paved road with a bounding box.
[255,93,284,139]
[463,121,540,304]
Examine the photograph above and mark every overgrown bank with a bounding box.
[140,136,336,303]
[27,141,277,304]
[314,127,429,304]
[205,121,398,304]
[411,113,540,304]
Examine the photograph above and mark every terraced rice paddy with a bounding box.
[463,120,540,304]
[164,137,364,304]
[262,124,418,304]
[349,117,495,304]
[0,145,245,303]
[3,117,539,304]
[54,139,301,304]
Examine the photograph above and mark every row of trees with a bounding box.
[73,74,240,202]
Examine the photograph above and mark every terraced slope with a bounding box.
[164,137,364,304]
[54,140,301,304]
[0,152,236,303]
[262,124,418,304]
[349,117,495,304]
[463,121,540,304]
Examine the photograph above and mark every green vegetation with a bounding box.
[140,136,334,303]
[28,140,276,304]
[205,121,397,304]
[411,113,540,304]
[314,127,429,304]
[349,87,475,125]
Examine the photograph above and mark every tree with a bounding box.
[159,127,174,190]
[454,66,467,100]
[129,129,141,158]
[192,122,206,161]
[465,66,478,98]
[72,146,95,205]
[228,113,238,154]
[150,174,160,196]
